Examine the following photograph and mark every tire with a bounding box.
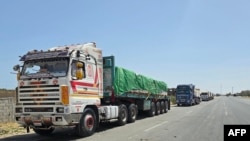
[117,104,128,126]
[128,104,137,123]
[189,102,192,106]
[77,108,97,137]
[155,102,161,115]
[33,128,54,136]
[148,102,155,117]
[164,101,168,113]
[160,101,165,114]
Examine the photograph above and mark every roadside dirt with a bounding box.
[0,122,33,138]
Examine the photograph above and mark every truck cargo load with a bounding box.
[113,66,168,96]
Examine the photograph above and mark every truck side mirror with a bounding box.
[13,64,20,71]
[13,65,21,80]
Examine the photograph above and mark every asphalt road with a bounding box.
[1,96,250,141]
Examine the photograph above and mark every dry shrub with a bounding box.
[0,122,26,137]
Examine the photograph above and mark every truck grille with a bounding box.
[18,84,60,105]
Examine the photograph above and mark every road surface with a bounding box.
[1,96,250,141]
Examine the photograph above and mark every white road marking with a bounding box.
[186,111,193,114]
[144,121,168,132]
[223,101,228,116]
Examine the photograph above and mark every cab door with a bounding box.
[103,56,115,98]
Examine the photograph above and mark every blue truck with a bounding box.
[176,84,200,106]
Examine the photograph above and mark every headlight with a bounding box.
[15,108,23,113]
[56,107,64,113]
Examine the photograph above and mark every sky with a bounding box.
[0,0,250,94]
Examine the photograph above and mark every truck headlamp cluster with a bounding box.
[56,107,64,113]
[15,108,23,113]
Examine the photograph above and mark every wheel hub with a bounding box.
[84,115,94,129]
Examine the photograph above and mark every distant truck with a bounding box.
[209,93,214,100]
[12,42,170,137]
[194,88,201,104]
[176,84,200,106]
[200,92,210,101]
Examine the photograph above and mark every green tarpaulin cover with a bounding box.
[114,66,168,96]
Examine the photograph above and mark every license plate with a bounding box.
[33,120,42,126]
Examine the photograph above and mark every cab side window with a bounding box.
[71,60,85,79]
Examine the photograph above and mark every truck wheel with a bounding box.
[189,102,192,106]
[117,104,128,126]
[128,104,137,123]
[160,101,165,114]
[155,102,161,115]
[148,102,155,117]
[164,101,168,113]
[33,128,54,135]
[77,108,97,137]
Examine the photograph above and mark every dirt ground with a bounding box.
[0,122,32,138]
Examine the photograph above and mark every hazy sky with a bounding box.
[0,0,249,94]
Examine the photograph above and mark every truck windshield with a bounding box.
[21,58,69,79]
[176,86,191,94]
[201,93,208,95]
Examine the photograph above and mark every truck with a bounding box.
[194,88,201,104]
[12,42,170,137]
[209,92,214,100]
[200,92,210,101]
[176,84,200,106]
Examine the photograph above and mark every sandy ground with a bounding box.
[0,122,33,138]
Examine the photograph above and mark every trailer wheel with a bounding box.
[117,104,128,126]
[164,101,168,113]
[148,102,155,117]
[160,101,165,114]
[33,128,54,136]
[128,104,137,123]
[77,108,97,137]
[155,102,161,115]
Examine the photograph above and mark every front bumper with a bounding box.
[15,113,76,128]
[176,99,191,105]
